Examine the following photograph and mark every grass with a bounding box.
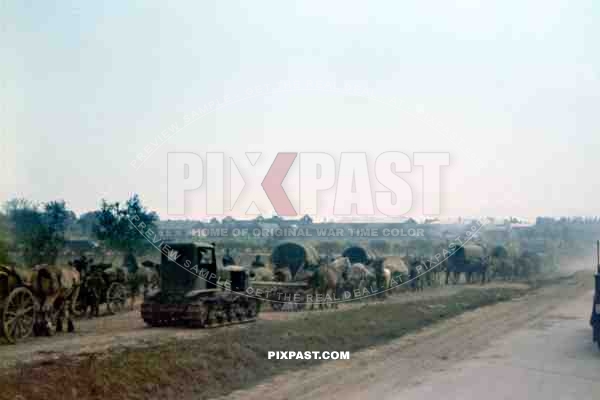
[0,287,528,400]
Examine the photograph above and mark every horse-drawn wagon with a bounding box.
[1,264,80,344]
[446,243,489,284]
[253,242,320,311]
[0,265,36,343]
[342,246,378,266]
[71,258,129,317]
[72,255,160,318]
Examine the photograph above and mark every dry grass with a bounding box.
[0,287,528,400]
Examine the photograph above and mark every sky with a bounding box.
[2,0,599,220]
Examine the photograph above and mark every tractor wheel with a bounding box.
[187,303,208,328]
[233,300,246,322]
[2,287,37,344]
[247,299,259,318]
[106,283,127,315]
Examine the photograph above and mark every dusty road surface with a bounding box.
[396,289,600,400]
[0,283,520,369]
[221,273,600,400]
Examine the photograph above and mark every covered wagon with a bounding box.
[270,242,320,281]
[342,245,379,266]
[249,242,320,311]
[447,243,488,284]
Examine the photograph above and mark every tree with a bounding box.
[41,200,73,264]
[4,198,72,266]
[317,241,344,258]
[93,194,158,273]
[0,212,12,264]
[76,211,101,237]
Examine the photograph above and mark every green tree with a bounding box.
[0,212,12,264]
[4,198,72,266]
[42,200,73,263]
[93,194,158,273]
[75,211,101,238]
[317,241,344,258]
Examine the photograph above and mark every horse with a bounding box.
[248,266,274,281]
[30,264,80,335]
[369,258,392,298]
[311,256,351,309]
[444,256,489,285]
[345,263,376,299]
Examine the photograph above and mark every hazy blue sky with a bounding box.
[2,1,599,219]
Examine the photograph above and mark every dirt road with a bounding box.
[220,272,599,400]
[397,289,600,399]
[0,283,523,369]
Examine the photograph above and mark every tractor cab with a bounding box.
[159,242,218,294]
[142,242,260,328]
[221,265,250,292]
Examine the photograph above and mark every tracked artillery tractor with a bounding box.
[591,241,600,349]
[141,242,259,328]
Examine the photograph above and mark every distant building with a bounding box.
[62,239,99,256]
[156,220,199,242]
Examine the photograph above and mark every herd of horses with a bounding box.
[318,254,490,308]
[239,244,492,310]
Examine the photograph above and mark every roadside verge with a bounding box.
[0,286,532,400]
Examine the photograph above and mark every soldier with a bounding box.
[222,248,235,267]
[251,255,265,268]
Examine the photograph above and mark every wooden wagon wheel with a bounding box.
[2,287,37,344]
[106,282,127,315]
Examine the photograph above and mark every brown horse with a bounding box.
[311,256,351,309]
[346,263,376,299]
[369,258,393,298]
[31,264,80,335]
